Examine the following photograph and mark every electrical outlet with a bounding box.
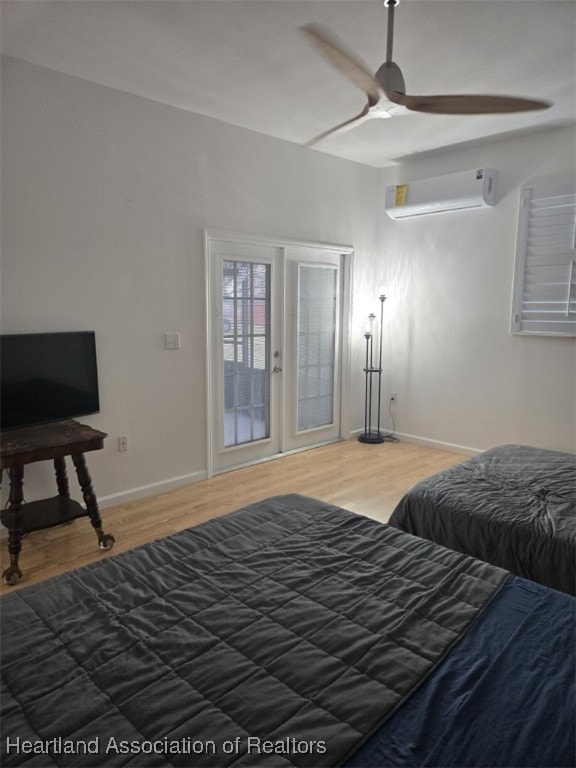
[118,435,129,452]
[390,391,397,403]
[164,332,181,350]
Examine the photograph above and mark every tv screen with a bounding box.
[1,331,100,431]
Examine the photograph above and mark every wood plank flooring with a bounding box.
[0,440,465,594]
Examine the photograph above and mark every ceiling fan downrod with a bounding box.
[384,0,399,64]
[377,0,405,94]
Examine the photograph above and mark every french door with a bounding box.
[206,234,350,474]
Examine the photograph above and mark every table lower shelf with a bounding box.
[1,496,88,535]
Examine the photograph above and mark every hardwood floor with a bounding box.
[0,439,465,594]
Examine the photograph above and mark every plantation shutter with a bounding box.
[511,178,576,336]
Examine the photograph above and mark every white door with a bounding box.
[207,235,349,474]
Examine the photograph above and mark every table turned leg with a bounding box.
[71,453,115,550]
[2,465,24,585]
[54,456,70,497]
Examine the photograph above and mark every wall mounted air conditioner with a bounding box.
[384,168,497,220]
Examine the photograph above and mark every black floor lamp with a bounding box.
[358,294,387,444]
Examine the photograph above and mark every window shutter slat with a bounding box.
[526,250,575,266]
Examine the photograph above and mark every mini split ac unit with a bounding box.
[384,168,497,220]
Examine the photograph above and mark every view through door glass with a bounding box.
[297,265,338,431]
[222,260,271,447]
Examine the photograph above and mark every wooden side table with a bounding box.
[0,419,115,585]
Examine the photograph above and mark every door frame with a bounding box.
[204,228,354,478]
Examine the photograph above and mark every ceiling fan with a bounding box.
[301,0,551,146]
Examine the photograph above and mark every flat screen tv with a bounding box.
[1,331,100,431]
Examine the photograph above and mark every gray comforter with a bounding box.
[389,444,576,595]
[2,494,507,767]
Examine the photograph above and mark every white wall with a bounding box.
[376,126,576,453]
[1,57,380,506]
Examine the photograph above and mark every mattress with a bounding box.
[389,444,576,595]
[1,493,574,767]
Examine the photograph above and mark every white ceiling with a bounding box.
[1,0,574,168]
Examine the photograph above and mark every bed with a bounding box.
[1,493,574,767]
[389,444,576,596]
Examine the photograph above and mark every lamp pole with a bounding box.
[376,294,386,436]
[358,298,386,444]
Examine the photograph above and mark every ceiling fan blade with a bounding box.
[385,91,552,114]
[304,102,373,147]
[379,1,551,116]
[300,24,381,105]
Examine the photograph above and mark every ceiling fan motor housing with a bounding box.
[375,61,406,94]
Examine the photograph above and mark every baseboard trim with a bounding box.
[391,431,481,456]
[98,471,207,508]
[349,428,481,456]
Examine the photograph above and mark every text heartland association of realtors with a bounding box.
[4,735,328,757]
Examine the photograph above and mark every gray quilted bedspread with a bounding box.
[389,445,576,595]
[1,494,507,767]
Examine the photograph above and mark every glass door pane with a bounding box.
[222,260,271,447]
[297,265,338,430]
[283,247,343,453]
